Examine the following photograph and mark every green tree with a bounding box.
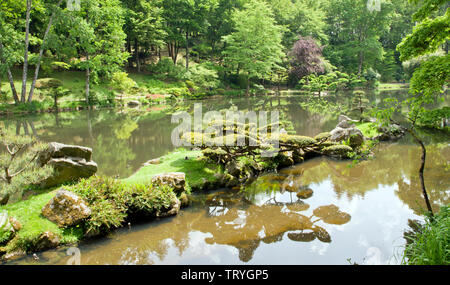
[65,0,129,105]
[324,0,394,75]
[222,0,284,95]
[0,131,52,205]
[376,0,450,216]
[123,0,165,72]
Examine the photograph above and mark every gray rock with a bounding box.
[40,158,98,188]
[151,172,186,195]
[38,142,98,188]
[156,196,181,218]
[34,231,61,251]
[38,142,92,166]
[143,158,161,166]
[339,115,357,123]
[330,127,364,148]
[42,188,91,228]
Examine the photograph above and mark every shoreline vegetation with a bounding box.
[0,116,384,261]
[0,69,410,117]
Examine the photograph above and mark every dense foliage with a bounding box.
[0,0,429,104]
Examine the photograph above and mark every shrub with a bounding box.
[147,57,186,80]
[185,64,219,91]
[67,176,176,234]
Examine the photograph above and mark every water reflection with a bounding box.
[2,90,449,265]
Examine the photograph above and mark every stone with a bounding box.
[330,127,364,148]
[9,217,21,232]
[339,115,357,123]
[179,192,190,208]
[276,151,295,168]
[34,231,61,251]
[297,188,313,199]
[38,142,93,166]
[151,172,186,195]
[40,158,98,188]
[143,158,161,166]
[42,188,91,228]
[323,145,354,159]
[156,196,181,218]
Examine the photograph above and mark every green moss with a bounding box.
[280,134,317,147]
[124,149,223,190]
[323,145,354,158]
[314,132,331,141]
[355,122,381,138]
[0,189,82,253]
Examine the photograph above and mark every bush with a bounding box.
[185,64,219,91]
[67,176,176,234]
[147,57,186,80]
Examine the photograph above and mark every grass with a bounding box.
[403,206,450,265]
[124,149,223,190]
[0,189,82,253]
[355,122,381,138]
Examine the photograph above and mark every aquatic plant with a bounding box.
[403,206,450,265]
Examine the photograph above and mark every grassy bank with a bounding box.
[0,176,178,259]
[124,149,224,190]
[403,206,450,265]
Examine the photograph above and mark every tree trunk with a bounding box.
[135,39,140,72]
[6,69,19,105]
[408,129,434,217]
[185,31,189,70]
[21,0,32,103]
[0,41,19,104]
[28,0,63,103]
[127,38,132,68]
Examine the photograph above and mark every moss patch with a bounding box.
[355,122,380,138]
[124,149,223,190]
[0,189,82,253]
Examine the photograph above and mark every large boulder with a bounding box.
[155,195,181,218]
[323,145,354,159]
[374,124,405,141]
[34,231,61,251]
[330,127,364,148]
[38,142,98,188]
[42,188,91,228]
[38,142,92,166]
[151,172,186,195]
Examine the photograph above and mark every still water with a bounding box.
[2,91,449,265]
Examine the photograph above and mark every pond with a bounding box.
[2,90,449,265]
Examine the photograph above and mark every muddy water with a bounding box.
[2,91,449,265]
[8,140,450,265]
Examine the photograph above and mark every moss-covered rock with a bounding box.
[323,145,354,159]
[41,188,91,228]
[151,172,186,196]
[280,134,317,147]
[314,132,331,142]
